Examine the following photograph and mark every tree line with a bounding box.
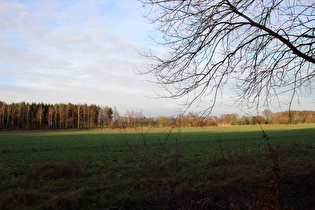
[155,110,315,128]
[0,101,114,130]
[0,101,314,131]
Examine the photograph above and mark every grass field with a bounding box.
[0,124,314,209]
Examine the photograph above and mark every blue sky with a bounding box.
[0,0,314,117]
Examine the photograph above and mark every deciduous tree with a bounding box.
[141,0,315,114]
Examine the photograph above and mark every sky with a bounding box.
[0,0,314,117]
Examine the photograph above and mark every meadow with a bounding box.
[0,124,314,209]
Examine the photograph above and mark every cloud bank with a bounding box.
[0,0,313,117]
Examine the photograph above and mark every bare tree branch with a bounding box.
[139,0,315,114]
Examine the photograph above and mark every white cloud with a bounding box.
[0,0,313,117]
[0,0,181,117]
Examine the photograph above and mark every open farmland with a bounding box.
[0,124,314,209]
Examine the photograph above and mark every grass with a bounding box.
[0,124,314,209]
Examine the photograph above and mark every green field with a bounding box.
[1,124,314,167]
[1,124,314,209]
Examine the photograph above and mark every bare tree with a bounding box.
[140,0,315,114]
